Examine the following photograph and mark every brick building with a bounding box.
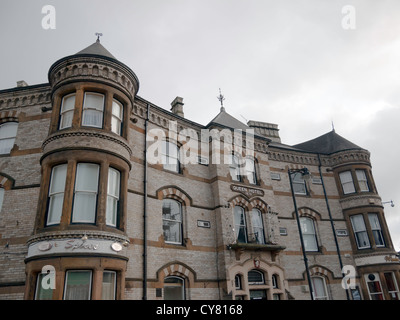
[0,40,399,300]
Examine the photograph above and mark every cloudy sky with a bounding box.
[1,0,399,250]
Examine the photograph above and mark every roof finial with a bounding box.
[95,32,103,42]
[217,88,225,112]
[331,120,335,132]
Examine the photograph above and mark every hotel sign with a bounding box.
[230,184,264,198]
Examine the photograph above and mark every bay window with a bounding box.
[365,273,384,300]
[82,92,104,128]
[47,164,67,226]
[72,163,100,224]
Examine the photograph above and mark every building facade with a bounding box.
[0,40,399,300]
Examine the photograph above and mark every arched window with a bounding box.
[248,270,265,285]
[0,122,18,154]
[311,276,329,300]
[300,217,318,251]
[235,274,242,290]
[251,208,265,244]
[162,141,180,173]
[272,274,279,288]
[164,276,185,300]
[162,199,182,244]
[234,206,247,243]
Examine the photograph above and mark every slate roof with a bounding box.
[206,107,250,131]
[75,39,116,59]
[292,130,364,155]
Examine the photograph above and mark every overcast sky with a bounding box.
[1,0,399,251]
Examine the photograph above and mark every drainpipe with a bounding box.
[143,103,149,300]
[317,154,350,300]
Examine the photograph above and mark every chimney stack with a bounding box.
[17,80,28,87]
[170,96,184,118]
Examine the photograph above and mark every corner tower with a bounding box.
[24,39,139,300]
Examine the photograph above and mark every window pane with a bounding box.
[0,122,18,154]
[162,141,179,172]
[111,116,121,135]
[164,277,184,300]
[351,215,370,249]
[72,193,97,223]
[356,170,369,192]
[245,158,256,184]
[102,271,116,300]
[230,155,240,181]
[82,93,104,127]
[106,168,120,226]
[112,100,123,118]
[368,213,385,247]
[249,290,266,300]
[162,199,182,243]
[35,273,54,300]
[75,163,99,192]
[251,209,265,244]
[234,206,247,243]
[47,164,67,225]
[384,272,400,300]
[60,94,75,129]
[248,270,264,284]
[312,277,328,300]
[293,172,306,195]
[339,171,355,194]
[300,218,318,251]
[64,271,92,300]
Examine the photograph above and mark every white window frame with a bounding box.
[339,171,356,194]
[368,213,385,247]
[311,276,329,300]
[0,122,18,154]
[162,199,182,244]
[300,217,319,252]
[47,164,68,226]
[350,214,371,249]
[106,167,120,227]
[59,93,75,130]
[356,169,369,192]
[72,163,100,224]
[111,99,123,135]
[82,92,105,128]
[229,154,241,182]
[292,172,307,195]
[245,158,257,185]
[161,141,180,173]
